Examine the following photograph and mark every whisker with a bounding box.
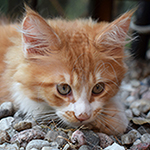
[97,115,121,135]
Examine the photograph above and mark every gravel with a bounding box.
[0,59,150,149]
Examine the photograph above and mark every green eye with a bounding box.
[92,82,105,95]
[57,84,71,95]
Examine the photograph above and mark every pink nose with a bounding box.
[76,113,90,122]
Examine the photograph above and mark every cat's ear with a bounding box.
[95,10,134,54]
[22,7,61,58]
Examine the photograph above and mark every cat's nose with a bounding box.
[76,113,91,122]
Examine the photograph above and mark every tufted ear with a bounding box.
[22,7,61,58]
[95,10,134,56]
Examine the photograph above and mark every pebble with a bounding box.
[104,142,125,150]
[141,133,150,143]
[0,143,19,150]
[126,96,135,103]
[130,99,150,113]
[121,83,136,92]
[26,140,51,150]
[120,91,130,101]
[78,145,91,150]
[42,147,59,150]
[132,108,140,116]
[97,133,114,148]
[62,144,70,150]
[0,130,10,144]
[130,143,150,150]
[132,117,150,125]
[133,139,141,145]
[139,86,148,95]
[125,109,133,119]
[146,111,150,118]
[45,130,68,147]
[81,129,100,148]
[13,121,32,131]
[0,102,14,119]
[71,130,86,146]
[131,79,140,88]
[0,116,14,131]
[137,126,147,134]
[121,129,141,145]
[142,91,150,100]
[10,129,46,148]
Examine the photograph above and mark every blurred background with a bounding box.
[0,0,150,79]
[0,0,137,21]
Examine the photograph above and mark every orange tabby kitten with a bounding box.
[0,8,133,135]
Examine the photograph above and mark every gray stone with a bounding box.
[142,91,150,100]
[81,129,100,148]
[42,146,59,150]
[97,133,113,149]
[120,91,130,101]
[132,117,150,125]
[45,130,68,147]
[26,140,51,150]
[0,143,19,150]
[133,139,141,146]
[0,130,10,144]
[130,99,150,113]
[132,108,140,116]
[11,129,46,148]
[78,145,91,150]
[13,121,32,131]
[0,116,14,131]
[121,129,141,145]
[141,133,150,143]
[0,102,14,119]
[126,96,135,103]
[137,126,147,134]
[130,80,140,88]
[125,109,133,119]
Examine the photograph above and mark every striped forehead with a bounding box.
[71,71,95,87]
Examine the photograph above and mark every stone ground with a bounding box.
[0,57,150,150]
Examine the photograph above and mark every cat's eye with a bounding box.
[57,84,71,95]
[92,82,105,95]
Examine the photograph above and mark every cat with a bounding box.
[0,7,133,135]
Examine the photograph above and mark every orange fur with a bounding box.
[0,9,133,135]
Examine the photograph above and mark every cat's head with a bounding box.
[14,8,133,128]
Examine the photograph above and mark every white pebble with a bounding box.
[146,111,150,118]
[63,144,70,150]
[0,117,14,131]
[132,108,140,116]
[126,96,135,103]
[0,143,19,150]
[42,147,59,150]
[141,133,150,143]
[26,140,51,150]
[133,139,141,145]
[130,79,140,87]
[104,143,125,150]
[121,129,141,145]
[125,109,133,119]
